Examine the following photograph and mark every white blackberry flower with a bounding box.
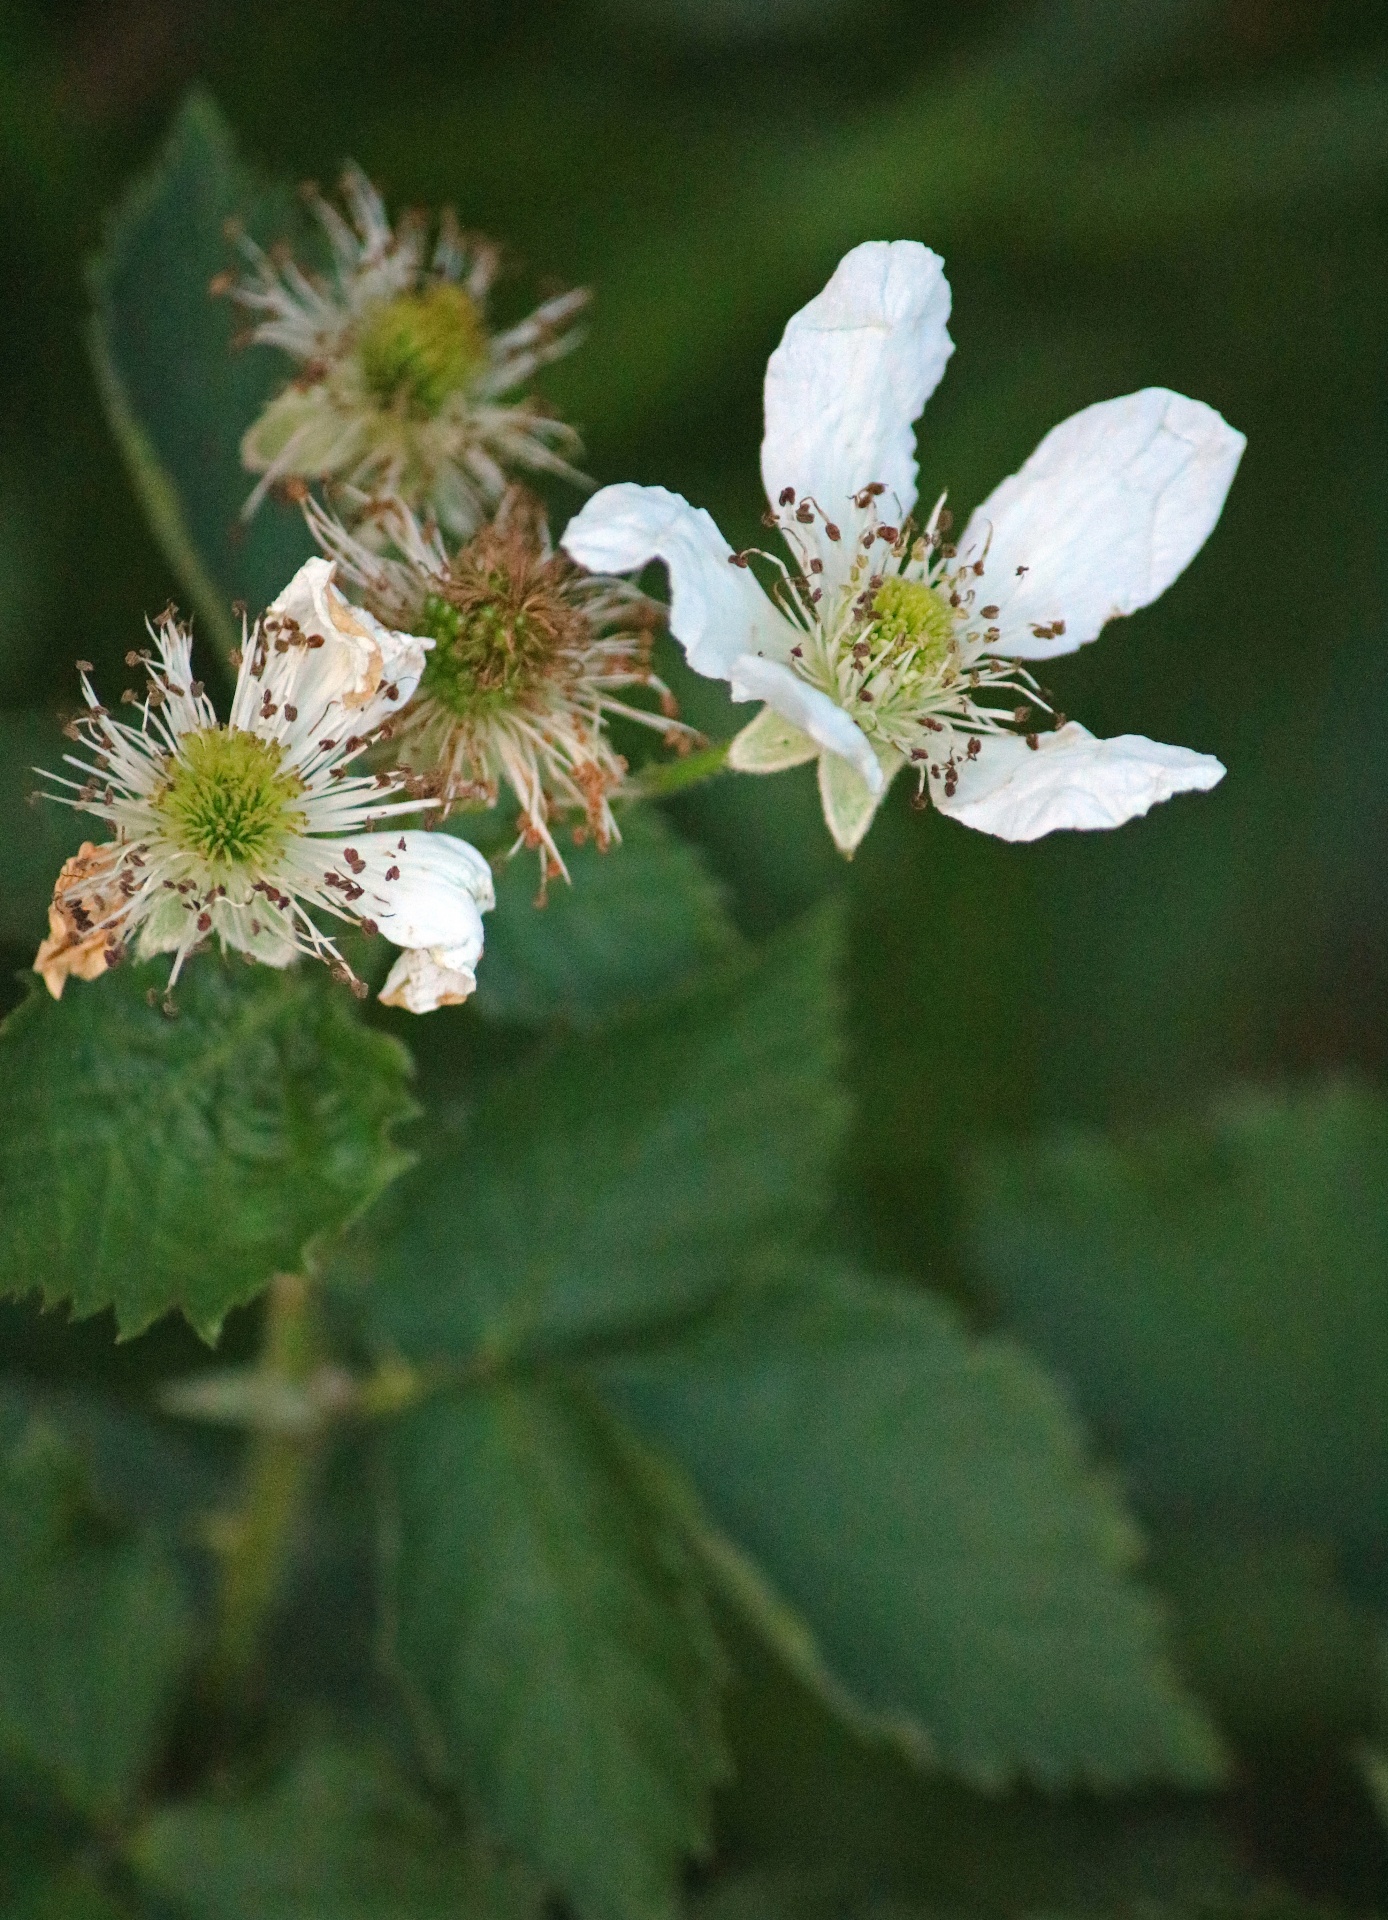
[34,559,493,1013]
[564,242,1244,855]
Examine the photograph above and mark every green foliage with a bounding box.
[601,1270,1223,1791]
[0,1420,191,1820]
[359,911,843,1363]
[133,1741,543,1920]
[87,92,314,664]
[0,962,417,1338]
[384,1383,726,1920]
[472,805,741,1028]
[967,1082,1388,1543]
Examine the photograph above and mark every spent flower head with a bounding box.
[564,241,1245,855]
[307,487,699,885]
[223,165,588,539]
[34,559,494,1013]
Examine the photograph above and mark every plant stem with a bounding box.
[628,740,730,801]
[207,1271,320,1691]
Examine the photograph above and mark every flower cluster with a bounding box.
[35,187,1244,1014]
[306,487,697,885]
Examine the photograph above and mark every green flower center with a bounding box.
[357,284,487,418]
[156,729,305,868]
[417,587,556,718]
[868,575,956,672]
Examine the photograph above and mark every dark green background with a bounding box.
[2,0,1387,1906]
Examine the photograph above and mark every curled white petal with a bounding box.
[933,721,1225,841]
[728,653,884,796]
[761,241,953,528]
[960,389,1245,661]
[238,558,430,756]
[561,483,798,680]
[310,829,494,948]
[379,942,481,1013]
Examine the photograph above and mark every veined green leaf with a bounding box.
[358,910,843,1364]
[600,1270,1223,1791]
[0,962,417,1339]
[472,805,741,1028]
[0,1420,191,1820]
[133,1741,544,1920]
[383,1381,727,1920]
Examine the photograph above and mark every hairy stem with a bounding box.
[207,1271,321,1689]
[628,740,730,800]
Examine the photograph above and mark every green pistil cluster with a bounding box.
[417,588,555,719]
[867,575,956,674]
[156,729,305,868]
[357,284,487,418]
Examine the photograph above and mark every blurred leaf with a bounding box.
[133,1740,543,1920]
[0,963,417,1339]
[88,90,314,665]
[472,805,741,1028]
[0,1863,133,1920]
[1157,1533,1381,1752]
[0,711,84,948]
[0,1420,190,1820]
[358,910,843,1364]
[384,1380,726,1920]
[967,1082,1388,1544]
[709,1621,1251,1914]
[600,1270,1223,1791]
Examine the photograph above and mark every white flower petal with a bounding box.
[727,704,819,774]
[760,241,953,527]
[314,829,494,948]
[379,943,481,1014]
[241,558,429,755]
[562,483,797,680]
[960,389,1245,661]
[933,721,1225,842]
[818,746,900,856]
[728,654,884,796]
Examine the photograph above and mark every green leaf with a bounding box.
[967,1082,1388,1543]
[471,805,741,1029]
[133,1741,543,1920]
[0,711,85,948]
[600,1270,1223,1791]
[88,91,315,663]
[0,1420,191,1820]
[383,1381,727,1920]
[0,961,417,1339]
[359,910,843,1365]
